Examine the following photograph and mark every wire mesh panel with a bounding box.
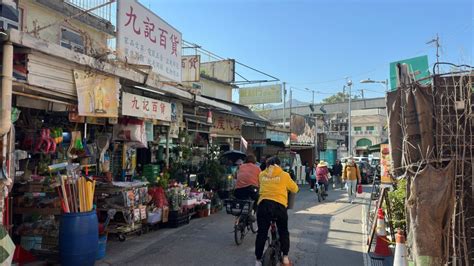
[433,73,473,265]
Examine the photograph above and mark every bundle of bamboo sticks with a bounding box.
[57,175,96,213]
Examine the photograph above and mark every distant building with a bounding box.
[258,97,387,159]
[350,108,388,156]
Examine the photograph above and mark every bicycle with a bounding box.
[224,199,257,245]
[315,182,326,202]
[262,219,282,266]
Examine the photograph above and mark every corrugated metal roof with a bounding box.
[203,96,269,124]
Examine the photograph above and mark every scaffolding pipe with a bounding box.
[0,39,13,137]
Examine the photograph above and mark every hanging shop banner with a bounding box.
[181,55,200,82]
[389,55,430,90]
[122,92,171,122]
[380,144,393,184]
[117,0,182,82]
[290,114,316,145]
[210,113,243,136]
[239,84,282,105]
[169,102,183,138]
[200,60,235,83]
[73,70,119,118]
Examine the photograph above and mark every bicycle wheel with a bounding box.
[250,220,258,234]
[234,223,245,245]
[250,211,258,233]
[262,247,276,266]
[316,187,322,202]
[321,186,326,200]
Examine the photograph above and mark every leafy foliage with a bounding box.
[322,92,360,104]
[387,178,407,230]
[198,145,225,190]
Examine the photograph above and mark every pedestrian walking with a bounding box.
[331,159,343,189]
[309,162,317,191]
[342,158,361,204]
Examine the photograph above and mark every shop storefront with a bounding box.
[0,28,231,264]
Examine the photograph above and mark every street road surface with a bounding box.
[99,186,370,266]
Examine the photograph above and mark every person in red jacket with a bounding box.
[316,160,330,196]
[234,155,261,202]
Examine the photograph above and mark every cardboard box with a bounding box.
[162,206,169,223]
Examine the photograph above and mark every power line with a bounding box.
[182,40,279,84]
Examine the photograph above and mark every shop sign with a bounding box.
[389,55,430,90]
[290,114,316,145]
[73,70,119,118]
[239,84,282,105]
[200,59,235,83]
[248,139,266,147]
[380,144,393,184]
[266,130,289,143]
[117,0,182,82]
[210,113,243,136]
[122,92,171,121]
[181,55,200,82]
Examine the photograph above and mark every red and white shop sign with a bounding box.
[122,92,171,122]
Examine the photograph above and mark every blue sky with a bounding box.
[138,0,473,103]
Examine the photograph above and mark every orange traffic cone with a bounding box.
[393,229,408,266]
[374,208,391,257]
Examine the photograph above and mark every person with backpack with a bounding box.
[342,157,361,204]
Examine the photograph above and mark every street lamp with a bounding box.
[360,78,389,91]
[346,78,353,157]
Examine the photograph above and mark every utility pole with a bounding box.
[283,82,286,128]
[360,89,364,99]
[312,90,315,107]
[289,88,293,154]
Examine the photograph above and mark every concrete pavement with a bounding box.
[98,185,371,266]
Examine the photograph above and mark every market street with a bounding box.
[98,186,370,266]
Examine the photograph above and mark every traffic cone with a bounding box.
[393,229,408,266]
[374,208,391,257]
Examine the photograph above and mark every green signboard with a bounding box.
[389,55,430,90]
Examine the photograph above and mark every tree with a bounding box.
[322,92,359,104]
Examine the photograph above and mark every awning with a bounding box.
[134,85,231,111]
[203,96,269,124]
[184,114,212,133]
[368,140,389,152]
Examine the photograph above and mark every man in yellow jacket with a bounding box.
[342,157,362,204]
[255,157,299,266]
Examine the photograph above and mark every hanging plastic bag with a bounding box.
[113,118,147,148]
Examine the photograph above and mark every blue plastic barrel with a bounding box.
[96,235,107,260]
[59,211,98,266]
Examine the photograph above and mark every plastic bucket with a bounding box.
[96,235,107,260]
[59,211,99,266]
[287,192,296,209]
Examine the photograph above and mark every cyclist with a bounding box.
[316,160,330,196]
[255,156,299,266]
[234,155,261,215]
